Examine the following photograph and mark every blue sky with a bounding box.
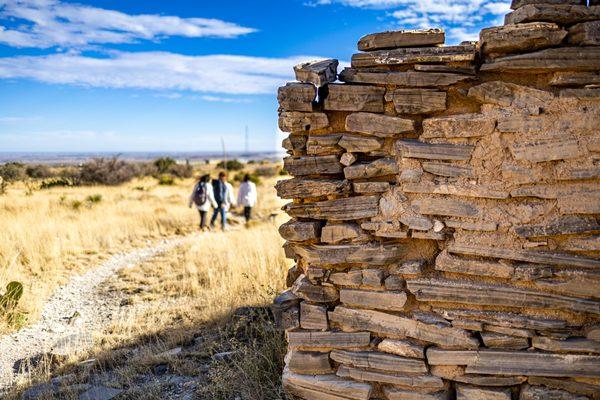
[0,0,510,153]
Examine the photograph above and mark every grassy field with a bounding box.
[2,161,292,398]
[0,162,286,333]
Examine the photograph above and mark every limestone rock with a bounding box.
[468,81,553,109]
[294,59,339,86]
[383,387,450,400]
[338,134,383,153]
[511,0,585,10]
[422,162,474,178]
[292,242,405,266]
[292,275,339,303]
[340,68,471,87]
[340,152,357,166]
[519,384,589,400]
[422,113,496,139]
[344,158,398,180]
[397,140,474,161]
[568,20,600,46]
[480,47,600,72]
[505,4,600,26]
[300,303,329,330]
[351,44,477,68]
[378,338,425,359]
[283,155,343,176]
[307,134,343,155]
[509,136,582,163]
[456,385,511,400]
[531,336,600,353]
[407,278,600,315]
[287,350,332,374]
[426,348,600,378]
[480,22,567,56]
[287,331,370,350]
[435,250,514,279]
[284,195,380,221]
[279,111,329,132]
[358,29,445,51]
[345,112,415,137]
[338,366,443,390]
[278,83,316,112]
[353,181,390,194]
[514,216,600,238]
[527,376,600,397]
[324,84,385,112]
[279,220,322,242]
[275,178,350,199]
[330,349,428,373]
[392,89,447,114]
[550,71,600,86]
[282,370,373,400]
[340,289,408,311]
[480,332,529,350]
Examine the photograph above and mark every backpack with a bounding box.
[193,182,208,206]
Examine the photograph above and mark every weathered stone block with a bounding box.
[480,22,567,56]
[278,83,316,112]
[294,58,338,86]
[392,89,447,114]
[357,29,444,51]
[351,44,477,68]
[345,112,415,137]
[324,84,385,112]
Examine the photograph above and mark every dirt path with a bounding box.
[0,236,193,391]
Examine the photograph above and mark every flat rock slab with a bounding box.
[392,89,447,114]
[511,0,586,10]
[568,20,600,46]
[351,44,477,68]
[505,4,600,26]
[324,84,385,112]
[330,349,427,374]
[277,83,316,112]
[358,29,444,51]
[346,112,415,137]
[275,178,350,199]
[456,384,511,400]
[480,46,600,72]
[340,289,408,312]
[284,195,380,221]
[340,68,472,87]
[283,155,342,176]
[422,113,496,139]
[480,22,567,56]
[283,371,373,400]
[397,140,473,161]
[279,111,329,132]
[287,331,371,351]
[292,242,405,266]
[344,158,398,180]
[294,58,338,86]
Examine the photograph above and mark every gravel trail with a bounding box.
[0,236,191,391]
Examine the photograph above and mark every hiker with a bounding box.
[188,174,217,231]
[210,171,235,231]
[237,174,257,223]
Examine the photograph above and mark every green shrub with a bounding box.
[0,162,26,182]
[71,200,83,210]
[79,157,140,185]
[217,159,244,171]
[0,177,7,195]
[86,194,102,204]
[254,166,279,177]
[40,177,75,189]
[153,157,177,174]
[26,164,53,179]
[0,282,23,312]
[157,174,175,185]
[169,160,194,178]
[278,168,288,176]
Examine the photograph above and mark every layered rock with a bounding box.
[275,9,600,399]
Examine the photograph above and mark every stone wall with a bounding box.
[273,1,600,399]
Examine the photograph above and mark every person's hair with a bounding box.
[200,174,210,183]
[243,174,250,182]
[218,171,227,179]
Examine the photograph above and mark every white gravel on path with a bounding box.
[0,236,191,391]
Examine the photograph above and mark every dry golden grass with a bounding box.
[6,182,291,399]
[0,164,285,333]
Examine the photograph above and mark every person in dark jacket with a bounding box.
[210,171,235,231]
[188,174,217,231]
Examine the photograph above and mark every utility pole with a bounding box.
[221,137,227,171]
[245,125,249,155]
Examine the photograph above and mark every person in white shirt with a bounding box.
[237,174,257,223]
[188,174,217,231]
[210,171,235,231]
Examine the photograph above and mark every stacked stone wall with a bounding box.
[273,2,600,399]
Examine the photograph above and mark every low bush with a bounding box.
[86,194,102,204]
[0,163,26,182]
[39,177,75,190]
[254,166,279,177]
[233,171,261,185]
[25,164,53,179]
[79,157,140,185]
[157,174,175,185]
[217,159,244,171]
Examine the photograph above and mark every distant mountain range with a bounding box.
[0,151,285,165]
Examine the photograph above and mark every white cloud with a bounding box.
[0,0,256,49]
[310,0,511,43]
[0,51,319,95]
[0,115,41,123]
[200,95,252,103]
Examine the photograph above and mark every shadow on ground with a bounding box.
[9,306,287,400]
